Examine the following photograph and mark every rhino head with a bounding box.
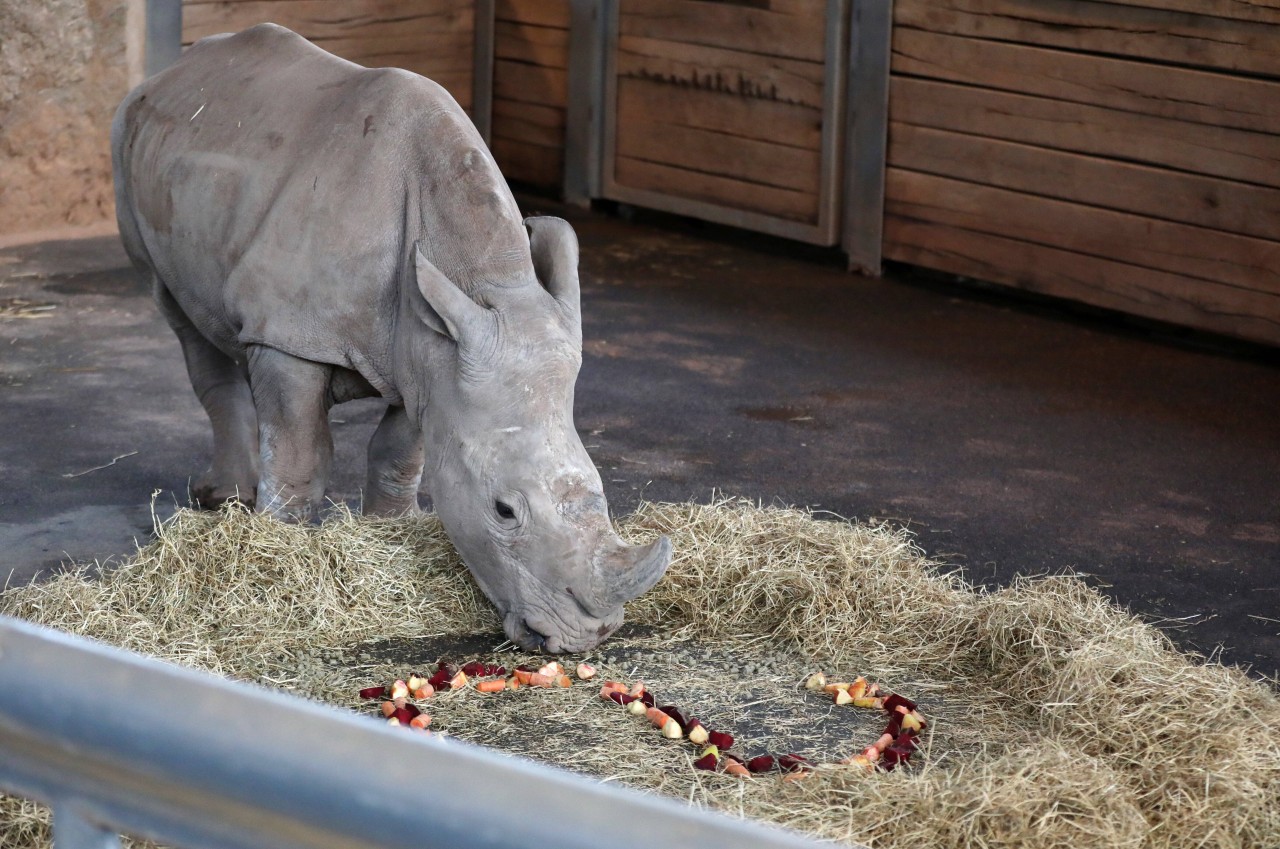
[407,216,671,653]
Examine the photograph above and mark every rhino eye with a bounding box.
[494,500,517,521]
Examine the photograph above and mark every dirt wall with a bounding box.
[0,0,134,241]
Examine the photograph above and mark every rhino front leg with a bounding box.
[364,404,425,516]
[156,281,260,508]
[246,345,335,521]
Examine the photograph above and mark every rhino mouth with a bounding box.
[503,604,622,654]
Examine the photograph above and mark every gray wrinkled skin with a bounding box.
[110,24,671,653]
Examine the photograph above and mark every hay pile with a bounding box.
[2,500,1277,848]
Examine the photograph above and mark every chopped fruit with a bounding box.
[528,673,555,688]
[883,694,918,714]
[901,712,923,732]
[700,745,721,761]
[693,753,717,770]
[407,674,427,691]
[386,717,402,727]
[862,746,880,763]
[661,719,683,740]
[412,684,435,700]
[477,679,507,693]
[777,754,811,772]
[629,681,646,698]
[409,714,432,730]
[449,671,469,690]
[359,686,386,700]
[746,755,776,773]
[894,732,919,751]
[804,672,827,692]
[555,674,573,688]
[723,760,750,777]
[538,661,565,677]
[461,661,487,677]
[707,731,734,751]
[639,691,656,708]
[392,697,407,710]
[872,733,894,754]
[507,677,521,690]
[852,696,879,709]
[600,680,629,694]
[823,682,851,695]
[646,707,672,728]
[688,724,710,746]
[659,705,690,731]
[514,669,535,685]
[389,680,409,700]
[485,664,507,677]
[427,669,450,689]
[848,677,867,700]
[576,662,597,680]
[834,688,854,706]
[605,691,637,705]
[380,700,396,718]
[627,699,648,716]
[848,755,874,771]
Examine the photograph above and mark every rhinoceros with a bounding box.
[110,23,671,652]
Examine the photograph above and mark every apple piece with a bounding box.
[407,674,426,691]
[409,714,432,730]
[851,696,878,709]
[427,669,450,689]
[389,680,409,700]
[386,717,402,727]
[707,731,734,751]
[392,697,407,710]
[601,680,629,694]
[822,682,851,694]
[359,685,387,700]
[605,690,636,705]
[460,661,486,677]
[449,671,469,690]
[746,755,776,773]
[659,705,690,731]
[777,754,811,772]
[803,672,827,692]
[693,753,717,770]
[646,707,671,728]
[477,679,507,693]
[688,724,710,746]
[627,698,648,716]
[576,662,597,680]
[700,745,720,761]
[629,681,646,698]
[901,712,923,732]
[538,661,564,677]
[661,719,684,739]
[834,688,854,706]
[848,676,867,700]
[883,694,918,713]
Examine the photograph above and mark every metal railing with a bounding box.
[0,615,829,849]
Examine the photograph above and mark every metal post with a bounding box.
[564,0,609,206]
[144,0,183,77]
[842,0,894,275]
[473,0,496,144]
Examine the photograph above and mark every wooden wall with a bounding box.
[181,0,475,112]
[883,0,1280,345]
[489,0,570,188]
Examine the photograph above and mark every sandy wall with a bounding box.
[0,0,137,242]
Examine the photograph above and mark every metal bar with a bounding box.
[0,616,830,849]
[842,0,894,275]
[564,0,608,206]
[53,805,122,849]
[472,0,496,144]
[815,0,852,247]
[144,0,183,77]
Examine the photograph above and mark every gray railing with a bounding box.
[0,615,829,849]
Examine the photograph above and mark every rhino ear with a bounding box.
[525,216,580,320]
[413,242,488,341]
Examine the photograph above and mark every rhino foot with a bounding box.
[191,477,257,511]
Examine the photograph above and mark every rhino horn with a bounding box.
[413,242,491,342]
[588,533,673,612]
[525,216,580,319]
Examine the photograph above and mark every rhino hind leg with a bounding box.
[155,280,260,509]
[245,344,335,521]
[363,404,425,517]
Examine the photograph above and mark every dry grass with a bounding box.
[2,500,1277,848]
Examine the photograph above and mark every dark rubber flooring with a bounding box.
[1,200,1277,678]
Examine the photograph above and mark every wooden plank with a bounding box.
[619,0,827,63]
[883,216,1280,346]
[307,34,472,70]
[889,123,1280,243]
[492,98,566,148]
[893,0,1280,77]
[495,0,570,29]
[614,156,819,222]
[890,76,1280,190]
[616,77,821,152]
[615,113,821,194]
[490,135,563,186]
[493,58,568,108]
[892,28,1280,136]
[616,35,825,112]
[1090,0,1280,26]
[884,168,1280,296]
[183,0,467,43]
[495,20,570,69]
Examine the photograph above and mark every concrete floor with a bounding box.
[1,201,1277,678]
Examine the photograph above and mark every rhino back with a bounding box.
[113,23,531,392]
